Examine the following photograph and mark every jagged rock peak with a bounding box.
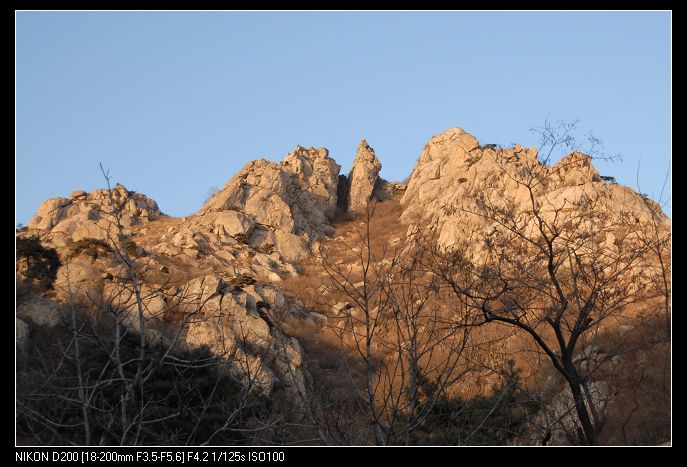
[347,139,382,212]
[279,145,340,213]
[198,145,340,262]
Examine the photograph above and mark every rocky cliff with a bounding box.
[400,128,669,293]
[402,127,666,243]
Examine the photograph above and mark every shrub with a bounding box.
[258,243,275,255]
[69,238,112,261]
[230,274,257,289]
[256,300,271,310]
[124,238,144,257]
[204,186,220,203]
[16,236,61,289]
[233,233,251,245]
[407,378,532,445]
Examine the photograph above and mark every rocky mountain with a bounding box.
[16,126,671,445]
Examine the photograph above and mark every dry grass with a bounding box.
[131,214,185,240]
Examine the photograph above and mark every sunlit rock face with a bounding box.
[200,145,341,260]
[401,127,668,258]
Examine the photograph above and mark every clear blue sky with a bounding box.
[16,11,671,224]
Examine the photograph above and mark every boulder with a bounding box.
[28,197,72,230]
[186,319,236,354]
[145,328,171,347]
[69,190,88,199]
[184,303,304,398]
[550,151,602,187]
[17,296,62,328]
[211,210,255,237]
[274,230,308,263]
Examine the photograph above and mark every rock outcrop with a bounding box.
[347,139,382,212]
[21,149,326,403]
[401,127,668,255]
[182,276,306,398]
[22,172,313,403]
[28,183,160,242]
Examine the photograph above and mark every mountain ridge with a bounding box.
[16,125,670,445]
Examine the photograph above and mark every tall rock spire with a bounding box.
[347,139,382,213]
